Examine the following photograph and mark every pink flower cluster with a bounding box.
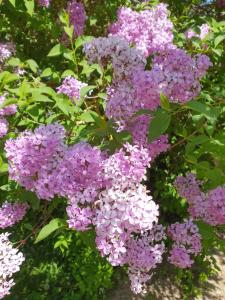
[175,173,225,226]
[37,0,50,7]
[0,202,29,228]
[67,204,93,232]
[57,76,87,101]
[6,125,165,294]
[84,23,211,163]
[0,118,8,138]
[109,4,174,57]
[134,49,212,105]
[84,37,170,160]
[0,94,17,116]
[56,142,106,201]
[0,233,25,299]
[186,24,210,40]
[93,144,165,294]
[0,42,15,64]
[168,219,201,268]
[126,115,170,160]
[84,36,146,82]
[5,124,66,200]
[127,226,165,294]
[67,0,87,37]
[0,94,17,138]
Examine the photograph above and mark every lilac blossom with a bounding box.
[175,173,225,226]
[0,118,8,138]
[0,202,29,229]
[0,94,17,116]
[109,4,174,57]
[57,76,87,101]
[84,36,146,82]
[0,42,15,64]
[5,124,66,200]
[56,142,106,201]
[37,0,50,7]
[67,0,87,37]
[186,23,210,40]
[168,219,201,268]
[0,233,25,299]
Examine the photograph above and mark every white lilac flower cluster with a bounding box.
[0,233,25,299]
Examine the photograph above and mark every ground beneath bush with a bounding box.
[109,253,225,300]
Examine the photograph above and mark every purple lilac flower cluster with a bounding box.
[127,226,165,294]
[0,202,29,229]
[56,142,106,201]
[0,95,17,116]
[0,42,15,64]
[175,173,225,226]
[126,115,170,160]
[133,49,212,105]
[67,0,87,37]
[5,124,67,200]
[6,125,165,294]
[37,0,50,7]
[93,144,164,294]
[57,76,87,101]
[0,233,25,299]
[0,94,17,138]
[167,219,201,269]
[186,23,210,40]
[84,36,146,82]
[84,36,170,160]
[109,4,174,57]
[84,9,211,162]
[0,119,8,138]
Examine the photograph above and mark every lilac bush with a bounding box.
[0,0,225,298]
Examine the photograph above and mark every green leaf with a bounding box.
[186,101,221,122]
[214,35,225,47]
[8,0,16,6]
[160,93,170,111]
[7,57,21,67]
[54,95,73,116]
[113,130,132,144]
[80,85,96,98]
[0,71,19,84]
[75,36,93,49]
[148,110,171,142]
[0,182,17,191]
[133,109,153,118]
[24,0,34,16]
[0,98,17,110]
[34,218,65,244]
[64,25,74,39]
[0,163,8,175]
[40,68,53,78]
[212,48,223,57]
[63,51,74,62]
[80,110,99,123]
[26,59,39,73]
[195,221,214,240]
[19,190,40,210]
[61,70,76,78]
[47,44,65,57]
[79,230,97,252]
